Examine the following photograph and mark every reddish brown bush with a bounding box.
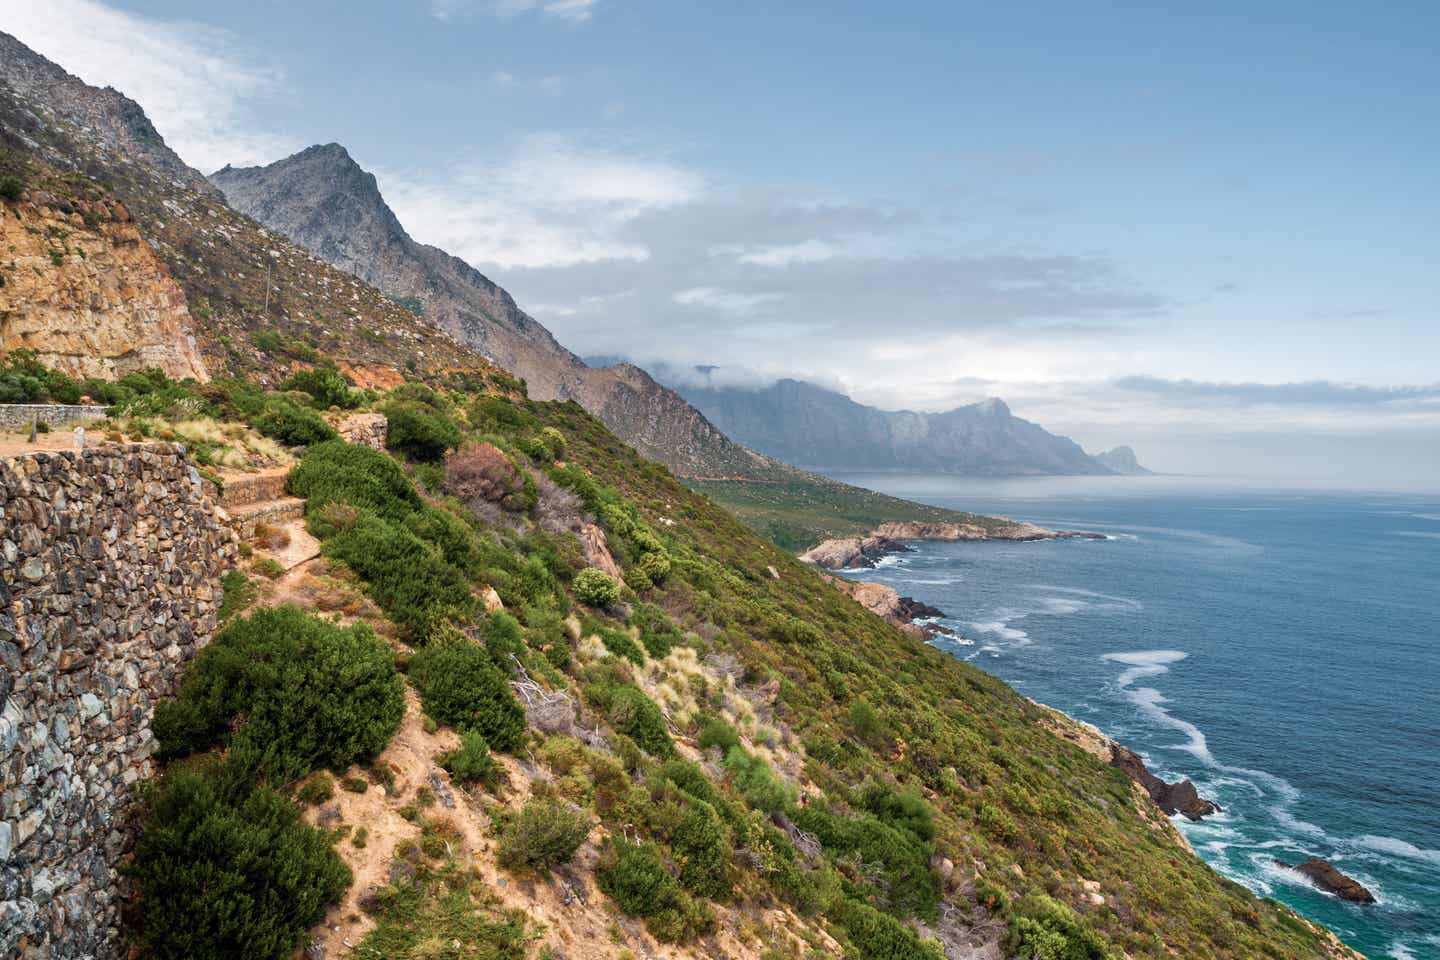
[445,442,519,504]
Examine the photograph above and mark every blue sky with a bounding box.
[5,0,1439,486]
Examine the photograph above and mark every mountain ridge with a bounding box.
[674,376,1142,476]
[209,143,784,480]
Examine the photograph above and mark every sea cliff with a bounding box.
[801,519,1103,569]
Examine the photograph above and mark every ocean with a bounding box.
[826,474,1440,960]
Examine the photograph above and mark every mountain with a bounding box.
[0,32,500,388]
[0,31,1364,960]
[209,145,780,480]
[676,377,1137,475]
[1095,444,1153,475]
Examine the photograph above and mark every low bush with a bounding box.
[255,397,337,447]
[288,440,421,523]
[573,568,621,607]
[322,511,475,639]
[296,773,333,805]
[126,762,350,960]
[445,442,522,504]
[589,683,673,757]
[596,839,713,943]
[696,717,741,754]
[795,802,938,920]
[496,799,590,873]
[439,730,497,785]
[384,399,461,462]
[409,636,526,751]
[0,174,23,202]
[151,606,404,782]
[669,799,732,898]
[723,746,793,815]
[282,366,363,409]
[1005,894,1114,960]
[834,897,945,960]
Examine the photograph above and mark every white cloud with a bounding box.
[382,134,704,269]
[432,0,598,24]
[672,286,779,315]
[731,239,841,267]
[0,0,296,171]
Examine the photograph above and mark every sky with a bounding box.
[4,0,1439,488]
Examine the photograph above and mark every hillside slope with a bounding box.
[678,378,1136,476]
[209,144,782,479]
[0,31,508,388]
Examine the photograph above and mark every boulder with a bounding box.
[1109,745,1218,821]
[1278,858,1376,903]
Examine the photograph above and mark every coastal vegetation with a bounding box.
[43,360,1343,959]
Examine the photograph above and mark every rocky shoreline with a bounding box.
[800,519,1104,570]
[1278,859,1377,904]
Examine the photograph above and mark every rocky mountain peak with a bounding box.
[975,396,1011,417]
[0,30,217,198]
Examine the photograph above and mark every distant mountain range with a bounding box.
[671,376,1148,476]
[209,145,781,480]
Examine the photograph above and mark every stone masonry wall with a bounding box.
[0,442,236,958]
[0,406,109,432]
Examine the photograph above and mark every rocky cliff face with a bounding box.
[208,145,784,479]
[678,378,1133,476]
[1095,444,1152,475]
[0,189,207,382]
[0,32,504,387]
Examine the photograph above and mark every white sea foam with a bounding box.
[1353,835,1440,866]
[1388,941,1417,960]
[1390,530,1440,540]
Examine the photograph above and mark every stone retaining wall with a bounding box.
[0,442,237,959]
[0,405,108,432]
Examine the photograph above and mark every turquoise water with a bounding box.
[827,474,1440,960]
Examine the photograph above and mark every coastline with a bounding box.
[817,513,1382,960]
[799,518,1104,570]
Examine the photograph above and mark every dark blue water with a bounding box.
[828,474,1440,960]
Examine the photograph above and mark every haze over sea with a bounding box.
[828,474,1440,960]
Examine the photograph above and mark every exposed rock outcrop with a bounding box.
[1278,859,1376,904]
[800,521,1102,569]
[1109,745,1218,821]
[826,577,945,638]
[0,193,207,382]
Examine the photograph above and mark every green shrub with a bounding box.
[834,897,945,960]
[723,746,793,814]
[126,763,350,960]
[669,799,731,898]
[288,440,421,522]
[440,730,497,785]
[295,773,333,805]
[540,426,566,459]
[1005,894,1114,960]
[496,799,590,873]
[282,367,363,409]
[384,400,461,462]
[217,570,256,623]
[573,568,620,607]
[590,683,673,757]
[481,611,526,668]
[636,549,671,585]
[696,717,741,754]
[151,606,404,782]
[0,175,23,202]
[255,397,337,446]
[322,512,475,639]
[409,636,525,751]
[596,624,645,665]
[597,839,713,942]
[795,803,937,919]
